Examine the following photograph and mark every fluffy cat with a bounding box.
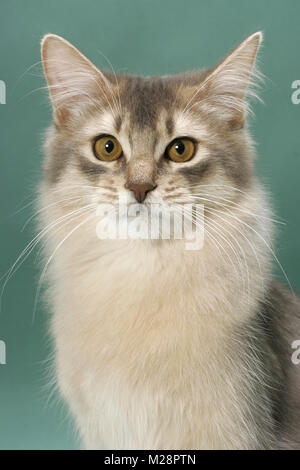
[39,32,300,449]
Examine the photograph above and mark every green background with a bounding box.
[0,0,299,450]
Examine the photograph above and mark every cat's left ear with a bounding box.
[41,34,116,127]
[186,32,263,128]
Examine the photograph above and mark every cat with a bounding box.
[39,31,300,449]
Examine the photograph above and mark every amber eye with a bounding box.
[166,138,195,163]
[93,135,123,161]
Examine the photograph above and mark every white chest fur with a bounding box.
[49,237,266,449]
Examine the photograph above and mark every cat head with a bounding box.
[40,32,263,245]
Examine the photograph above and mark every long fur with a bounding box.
[38,32,300,449]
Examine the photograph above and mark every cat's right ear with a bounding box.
[41,34,112,127]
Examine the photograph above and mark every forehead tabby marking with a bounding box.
[121,76,176,131]
[114,115,122,133]
[166,117,174,136]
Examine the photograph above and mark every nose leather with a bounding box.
[125,181,156,202]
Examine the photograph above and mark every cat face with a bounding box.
[41,33,262,240]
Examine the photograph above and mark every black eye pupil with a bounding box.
[175,141,185,155]
[105,140,114,153]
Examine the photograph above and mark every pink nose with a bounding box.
[125,181,156,202]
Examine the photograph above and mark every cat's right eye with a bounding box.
[93,135,123,161]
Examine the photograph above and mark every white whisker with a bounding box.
[0,203,97,309]
[32,210,96,322]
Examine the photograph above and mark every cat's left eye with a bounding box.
[166,138,196,163]
[93,135,123,161]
